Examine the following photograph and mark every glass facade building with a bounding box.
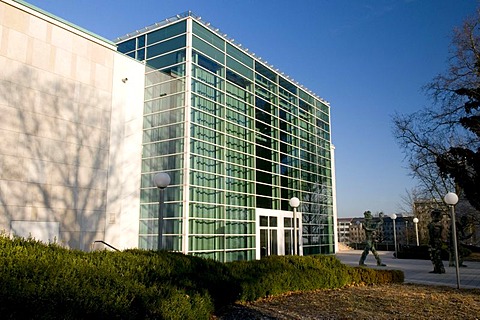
[116,12,335,261]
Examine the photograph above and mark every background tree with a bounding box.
[393,9,480,212]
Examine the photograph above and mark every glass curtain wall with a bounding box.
[190,21,256,261]
[116,12,335,260]
[119,20,188,251]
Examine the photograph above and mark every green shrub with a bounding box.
[0,236,218,319]
[0,236,404,317]
[226,254,403,301]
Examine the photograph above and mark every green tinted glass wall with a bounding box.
[116,13,335,259]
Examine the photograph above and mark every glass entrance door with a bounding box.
[257,209,301,259]
[260,216,278,257]
[284,217,293,255]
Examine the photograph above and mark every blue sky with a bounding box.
[24,0,478,217]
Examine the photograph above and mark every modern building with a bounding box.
[0,0,337,261]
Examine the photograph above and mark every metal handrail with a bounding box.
[93,240,120,251]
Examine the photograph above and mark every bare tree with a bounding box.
[393,9,480,210]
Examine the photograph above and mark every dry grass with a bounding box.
[217,252,480,319]
[218,284,480,319]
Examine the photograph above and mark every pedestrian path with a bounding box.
[336,250,480,289]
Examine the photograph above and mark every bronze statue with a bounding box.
[428,209,445,274]
[359,211,386,266]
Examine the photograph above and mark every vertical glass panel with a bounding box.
[255,61,276,82]
[143,123,184,143]
[260,216,268,226]
[191,139,221,158]
[141,154,183,172]
[189,236,225,250]
[139,235,182,251]
[299,89,315,105]
[191,186,224,204]
[140,202,182,219]
[147,21,186,45]
[189,219,224,235]
[192,65,224,90]
[190,203,224,219]
[279,76,297,95]
[226,56,253,80]
[147,35,186,59]
[192,36,225,64]
[284,217,292,228]
[192,94,222,116]
[191,109,221,129]
[284,230,293,255]
[191,125,222,144]
[256,195,273,209]
[192,80,223,102]
[160,64,186,77]
[226,207,251,220]
[144,94,185,114]
[138,35,145,48]
[146,67,181,86]
[225,122,248,138]
[269,217,277,227]
[227,43,253,67]
[260,229,268,257]
[193,51,224,75]
[137,49,145,61]
[143,108,184,129]
[142,138,185,158]
[117,39,135,53]
[226,82,252,103]
[146,50,186,69]
[190,170,223,189]
[192,21,225,50]
[225,221,254,234]
[270,229,278,255]
[191,155,223,174]
[226,70,252,91]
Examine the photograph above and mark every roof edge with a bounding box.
[7,0,116,49]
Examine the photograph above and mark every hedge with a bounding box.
[0,235,404,318]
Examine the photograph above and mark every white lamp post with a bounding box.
[444,192,460,289]
[154,172,171,251]
[413,217,419,246]
[405,220,409,246]
[289,197,300,255]
[391,213,397,258]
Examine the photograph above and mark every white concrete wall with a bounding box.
[0,0,144,250]
[104,54,144,250]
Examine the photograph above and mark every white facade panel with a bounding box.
[0,0,145,251]
[105,53,144,250]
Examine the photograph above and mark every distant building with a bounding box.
[337,218,352,244]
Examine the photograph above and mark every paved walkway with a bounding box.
[336,250,480,289]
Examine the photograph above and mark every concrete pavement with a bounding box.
[336,250,480,289]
